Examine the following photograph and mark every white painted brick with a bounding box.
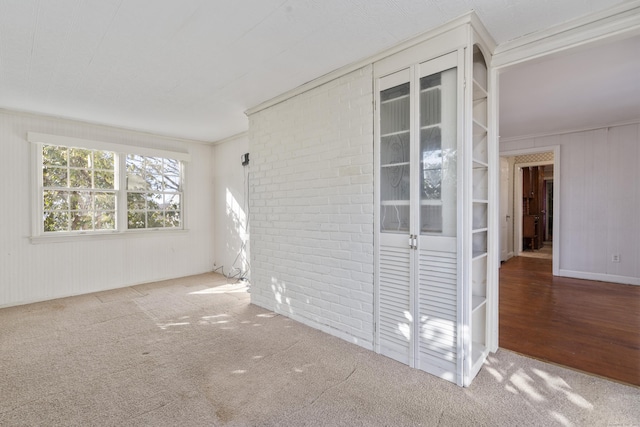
[249,65,375,350]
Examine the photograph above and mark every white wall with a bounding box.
[248,66,375,349]
[0,111,215,307]
[500,123,640,285]
[213,133,250,278]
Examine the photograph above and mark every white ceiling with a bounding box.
[499,34,640,140]
[0,0,631,143]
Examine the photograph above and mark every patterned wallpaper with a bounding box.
[515,152,554,163]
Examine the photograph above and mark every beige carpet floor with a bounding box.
[1,273,638,426]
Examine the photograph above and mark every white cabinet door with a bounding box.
[377,68,415,365]
[415,54,460,382]
[376,52,461,382]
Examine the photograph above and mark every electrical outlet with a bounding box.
[612,254,620,263]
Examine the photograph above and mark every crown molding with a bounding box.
[493,0,640,69]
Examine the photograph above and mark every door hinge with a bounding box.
[409,234,417,250]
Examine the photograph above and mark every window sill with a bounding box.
[30,228,189,244]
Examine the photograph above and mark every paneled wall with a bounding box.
[0,111,215,307]
[248,66,375,348]
[213,133,250,278]
[501,123,640,285]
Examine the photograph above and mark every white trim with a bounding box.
[500,145,560,277]
[213,131,248,146]
[486,57,500,354]
[558,269,639,286]
[27,132,192,162]
[499,118,640,143]
[0,266,212,309]
[30,228,190,244]
[31,135,188,239]
[247,11,495,116]
[493,0,640,69]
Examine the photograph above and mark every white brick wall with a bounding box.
[248,65,375,349]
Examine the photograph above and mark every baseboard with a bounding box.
[557,269,639,286]
[0,268,216,309]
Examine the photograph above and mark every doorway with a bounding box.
[499,147,559,275]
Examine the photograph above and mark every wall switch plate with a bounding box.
[612,254,620,263]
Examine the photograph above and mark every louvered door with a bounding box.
[375,50,462,383]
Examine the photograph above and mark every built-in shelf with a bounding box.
[380,200,410,206]
[472,251,488,260]
[381,129,410,138]
[381,94,410,104]
[472,295,486,312]
[472,119,488,135]
[381,161,410,168]
[472,80,488,100]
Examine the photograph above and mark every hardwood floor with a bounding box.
[499,256,640,386]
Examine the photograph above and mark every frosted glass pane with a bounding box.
[380,83,409,136]
[420,127,442,200]
[420,88,441,127]
[380,81,410,234]
[381,205,409,233]
[381,164,409,201]
[419,67,457,236]
[421,205,442,233]
[381,133,409,165]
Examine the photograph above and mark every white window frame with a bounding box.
[28,132,191,243]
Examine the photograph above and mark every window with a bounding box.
[126,155,182,229]
[30,133,189,239]
[42,145,117,232]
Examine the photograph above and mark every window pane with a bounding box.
[146,193,163,210]
[94,151,114,170]
[165,211,180,227]
[128,212,146,229]
[69,169,92,188]
[165,193,180,209]
[148,211,164,228]
[128,192,146,210]
[95,171,114,189]
[70,191,92,210]
[44,211,69,232]
[69,148,91,168]
[71,212,93,231]
[44,190,69,210]
[95,212,115,230]
[43,167,67,187]
[95,192,115,210]
[43,145,67,166]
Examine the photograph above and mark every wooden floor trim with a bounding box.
[499,256,640,386]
